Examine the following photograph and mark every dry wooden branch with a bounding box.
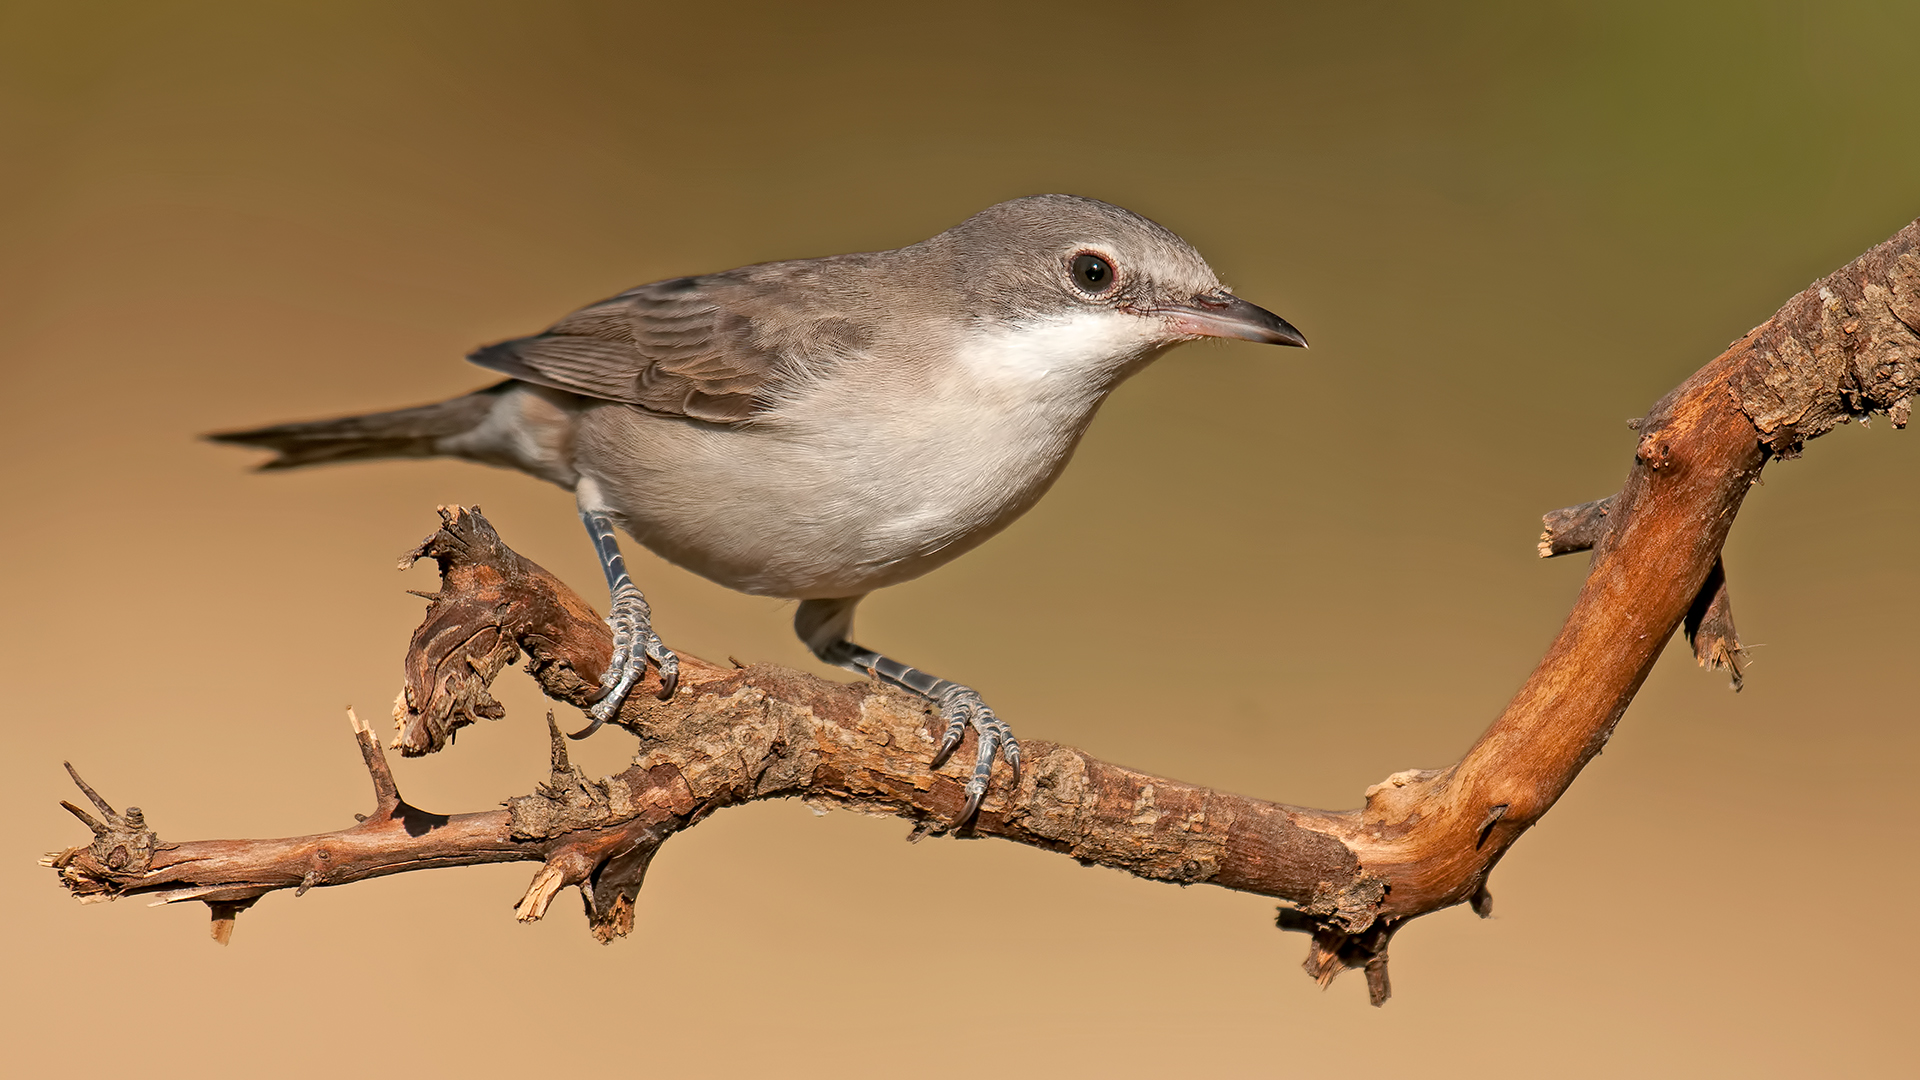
[46,219,1919,1005]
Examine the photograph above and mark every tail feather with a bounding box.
[207,383,511,470]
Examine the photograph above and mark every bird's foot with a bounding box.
[571,582,678,740]
[927,683,1022,823]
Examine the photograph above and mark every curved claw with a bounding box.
[928,684,1020,825]
[928,691,971,772]
[929,728,963,772]
[572,604,677,738]
[958,781,987,824]
[649,641,680,700]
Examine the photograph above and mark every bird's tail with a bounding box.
[206,382,513,470]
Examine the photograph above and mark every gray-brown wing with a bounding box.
[466,276,776,424]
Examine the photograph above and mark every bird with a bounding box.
[210,194,1306,822]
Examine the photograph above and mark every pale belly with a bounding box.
[570,396,1096,599]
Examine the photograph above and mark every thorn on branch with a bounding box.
[64,761,118,822]
[60,800,106,836]
[522,720,608,824]
[544,710,570,775]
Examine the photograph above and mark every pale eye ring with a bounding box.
[1069,251,1117,295]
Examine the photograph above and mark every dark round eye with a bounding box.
[1070,252,1115,294]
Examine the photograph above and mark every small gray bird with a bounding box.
[212,194,1305,820]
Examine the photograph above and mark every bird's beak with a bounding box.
[1159,293,1308,348]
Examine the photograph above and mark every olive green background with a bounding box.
[3,2,1914,1075]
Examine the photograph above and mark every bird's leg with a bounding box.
[570,481,677,740]
[795,597,1020,822]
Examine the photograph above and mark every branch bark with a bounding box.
[46,219,1920,1004]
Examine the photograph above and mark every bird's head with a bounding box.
[930,194,1306,387]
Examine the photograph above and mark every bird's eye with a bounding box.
[1070,252,1116,295]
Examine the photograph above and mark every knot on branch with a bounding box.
[44,763,162,900]
[508,712,618,838]
[504,717,685,940]
[1361,768,1447,832]
[504,710,705,842]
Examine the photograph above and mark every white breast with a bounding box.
[799,311,1165,579]
[583,309,1170,599]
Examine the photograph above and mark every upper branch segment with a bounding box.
[1729,223,1920,451]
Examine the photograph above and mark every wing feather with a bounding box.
[466,276,784,424]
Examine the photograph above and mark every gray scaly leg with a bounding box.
[571,480,678,740]
[796,597,1020,823]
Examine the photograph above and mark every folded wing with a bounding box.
[468,276,779,424]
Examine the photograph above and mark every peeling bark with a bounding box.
[46,218,1920,1004]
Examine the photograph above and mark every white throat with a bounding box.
[953,310,1163,395]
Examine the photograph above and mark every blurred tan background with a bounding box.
[4,2,1915,1075]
